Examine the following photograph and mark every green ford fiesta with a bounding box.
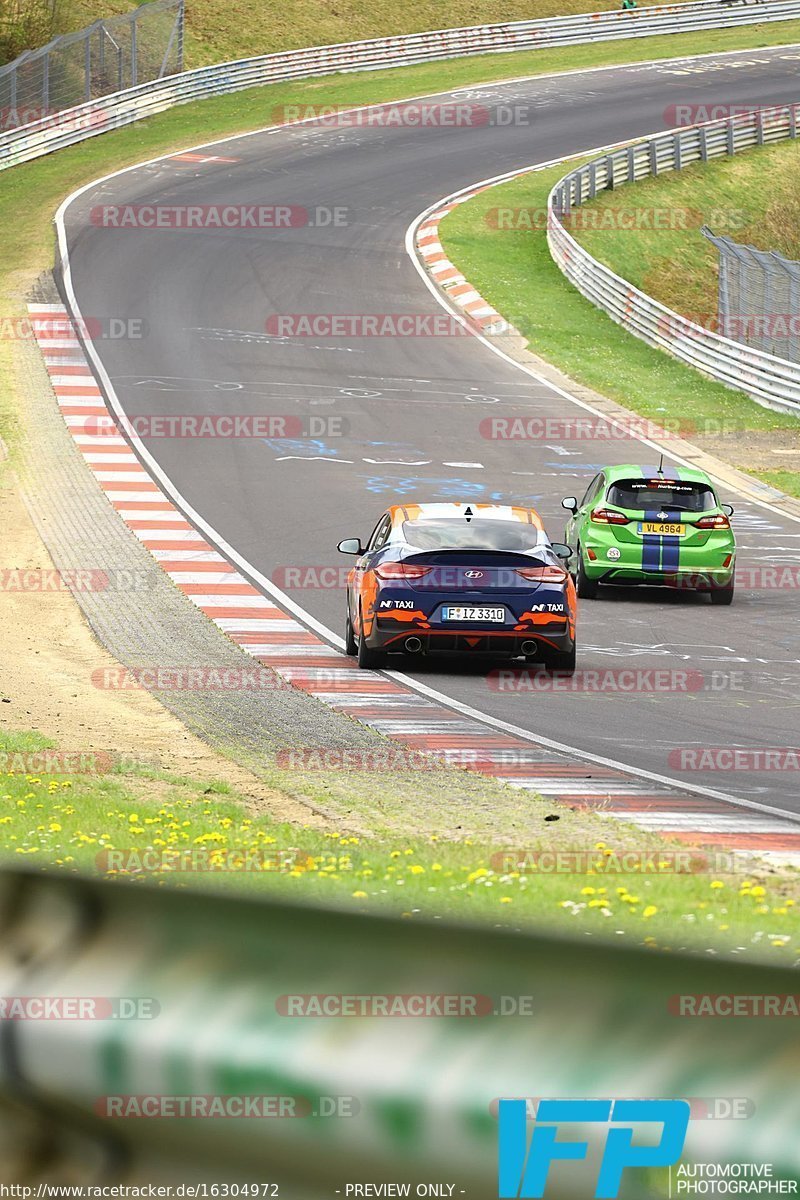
[562,463,736,605]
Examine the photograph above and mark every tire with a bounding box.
[344,606,357,656]
[576,550,599,600]
[543,639,577,675]
[357,608,387,669]
[709,581,735,606]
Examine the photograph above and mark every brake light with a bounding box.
[516,566,568,582]
[696,514,731,530]
[591,508,629,525]
[374,562,434,580]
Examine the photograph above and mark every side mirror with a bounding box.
[337,538,363,555]
[722,504,734,517]
[561,496,578,513]
[550,542,574,561]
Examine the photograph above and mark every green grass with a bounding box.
[571,138,800,321]
[438,160,800,496]
[3,733,799,959]
[440,163,794,430]
[52,0,800,69]
[752,469,800,498]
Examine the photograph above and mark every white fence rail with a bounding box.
[2,0,800,172]
[547,105,800,414]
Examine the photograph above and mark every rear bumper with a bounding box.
[584,566,735,589]
[582,540,735,588]
[370,625,573,657]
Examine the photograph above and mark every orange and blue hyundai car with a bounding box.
[337,502,577,672]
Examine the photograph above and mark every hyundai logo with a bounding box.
[464,570,484,579]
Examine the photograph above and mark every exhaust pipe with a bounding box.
[404,636,423,653]
[520,640,538,656]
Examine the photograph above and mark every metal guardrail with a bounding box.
[1,868,800,1185]
[547,106,800,414]
[2,0,800,172]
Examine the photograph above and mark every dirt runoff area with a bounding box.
[0,455,319,824]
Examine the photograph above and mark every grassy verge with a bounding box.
[438,158,800,495]
[3,729,798,958]
[55,0,795,68]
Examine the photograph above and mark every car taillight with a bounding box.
[696,514,731,530]
[516,566,568,582]
[374,562,434,580]
[591,508,629,525]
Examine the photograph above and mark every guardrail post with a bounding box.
[791,104,798,140]
[674,131,682,171]
[605,154,614,191]
[649,140,658,176]
[699,126,708,162]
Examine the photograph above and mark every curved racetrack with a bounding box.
[58,45,800,815]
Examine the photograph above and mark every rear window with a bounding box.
[606,479,716,513]
[402,519,546,553]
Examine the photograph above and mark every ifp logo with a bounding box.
[498,1098,690,1198]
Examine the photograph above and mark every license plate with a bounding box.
[442,606,505,622]
[638,522,686,536]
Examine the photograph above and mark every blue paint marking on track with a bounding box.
[262,438,338,457]
[358,475,487,497]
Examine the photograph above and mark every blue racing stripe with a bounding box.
[642,509,662,571]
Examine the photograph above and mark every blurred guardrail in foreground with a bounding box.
[548,105,800,414]
[0,868,799,1190]
[1,0,800,170]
